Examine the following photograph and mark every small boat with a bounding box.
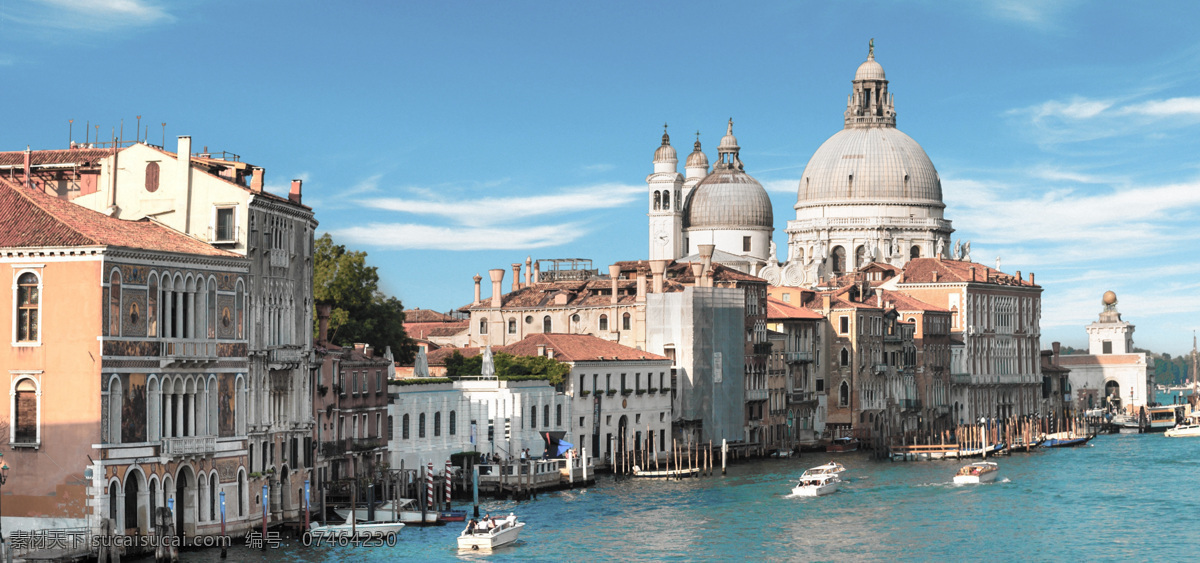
[791,473,840,497]
[458,514,525,550]
[1165,413,1200,438]
[953,461,999,484]
[801,462,845,478]
[309,515,405,539]
[1111,413,1142,434]
[1041,432,1091,448]
[440,509,468,522]
[336,499,440,525]
[826,437,859,452]
[959,443,1006,457]
[630,465,701,478]
[770,449,795,458]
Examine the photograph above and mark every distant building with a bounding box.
[765,296,825,446]
[1056,292,1154,414]
[1040,344,1072,421]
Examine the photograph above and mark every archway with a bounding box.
[617,415,628,456]
[1104,381,1121,410]
[280,464,293,515]
[124,470,145,535]
[830,246,846,274]
[175,465,197,537]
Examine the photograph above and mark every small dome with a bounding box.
[855,59,885,81]
[654,129,676,162]
[685,168,773,229]
[686,138,708,168]
[717,118,739,152]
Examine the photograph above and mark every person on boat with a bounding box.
[465,519,478,535]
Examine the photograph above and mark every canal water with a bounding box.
[145,429,1200,562]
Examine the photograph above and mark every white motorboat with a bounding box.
[630,465,700,478]
[801,462,846,478]
[309,515,405,539]
[335,499,439,524]
[458,514,525,550]
[953,461,999,484]
[791,473,840,497]
[1165,413,1200,438]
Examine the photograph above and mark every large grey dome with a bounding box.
[685,168,773,229]
[796,126,942,209]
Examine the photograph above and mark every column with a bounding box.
[164,391,173,440]
[175,393,184,438]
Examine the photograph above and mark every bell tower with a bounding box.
[648,124,684,260]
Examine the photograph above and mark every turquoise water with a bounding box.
[151,431,1200,562]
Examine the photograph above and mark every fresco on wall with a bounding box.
[219,374,235,437]
[122,373,147,443]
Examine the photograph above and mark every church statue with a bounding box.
[962,241,972,262]
[936,238,945,258]
[769,240,778,264]
[952,239,962,260]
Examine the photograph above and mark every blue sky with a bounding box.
[4,1,1200,356]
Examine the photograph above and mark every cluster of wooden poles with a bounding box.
[888,414,1096,454]
[612,428,722,477]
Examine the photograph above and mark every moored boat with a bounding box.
[953,461,999,484]
[335,499,440,525]
[309,515,405,540]
[791,473,840,497]
[458,514,525,550]
[630,465,701,478]
[826,437,859,452]
[1041,432,1091,448]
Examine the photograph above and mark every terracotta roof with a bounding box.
[666,261,765,284]
[0,177,238,257]
[877,289,950,313]
[900,258,1037,287]
[406,308,458,323]
[1056,354,1143,366]
[425,346,482,366]
[501,333,668,362]
[766,297,825,320]
[467,279,642,310]
[405,321,468,340]
[0,147,116,167]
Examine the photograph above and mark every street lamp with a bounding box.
[1,454,9,563]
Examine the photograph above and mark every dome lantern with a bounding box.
[845,39,896,129]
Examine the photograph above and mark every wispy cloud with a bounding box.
[264,172,311,197]
[360,183,644,228]
[3,0,174,31]
[762,179,800,194]
[581,163,614,173]
[1009,95,1200,145]
[331,222,585,251]
[973,0,1080,29]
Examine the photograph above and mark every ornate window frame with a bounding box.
[12,266,44,347]
[10,370,43,447]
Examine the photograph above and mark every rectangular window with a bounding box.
[839,316,849,334]
[215,207,235,242]
[743,236,751,252]
[376,370,383,393]
[1102,341,1112,354]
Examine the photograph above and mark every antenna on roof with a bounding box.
[68,119,74,148]
[135,115,141,143]
[161,123,167,148]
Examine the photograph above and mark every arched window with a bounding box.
[831,246,846,274]
[147,274,159,338]
[238,470,247,517]
[208,283,217,339]
[479,318,488,335]
[599,315,608,331]
[401,414,411,439]
[556,404,562,427]
[109,269,122,336]
[855,245,866,269]
[108,376,122,444]
[653,191,661,210]
[209,473,218,523]
[145,161,160,192]
[449,411,457,436]
[662,190,670,210]
[16,272,40,342]
[433,411,442,437]
[622,313,631,331]
[910,245,921,259]
[507,318,516,334]
[418,413,426,438]
[840,348,850,366]
[543,316,552,333]
[13,378,38,443]
[839,381,850,407]
[530,405,537,429]
[235,281,245,340]
[387,415,394,440]
[544,405,550,427]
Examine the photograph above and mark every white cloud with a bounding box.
[264,172,311,197]
[330,222,585,251]
[762,178,800,194]
[1120,97,1200,117]
[360,183,644,228]
[5,0,173,31]
[1009,94,1200,146]
[581,163,614,173]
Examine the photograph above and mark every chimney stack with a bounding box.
[1052,341,1061,359]
[1030,272,1035,285]
[649,259,667,293]
[316,303,332,344]
[512,263,522,292]
[532,260,540,283]
[699,244,715,287]
[472,274,482,305]
[690,262,703,285]
[932,270,939,283]
[609,265,620,304]
[22,146,31,189]
[524,256,532,286]
[289,179,303,204]
[968,266,976,282]
[488,269,505,308]
[822,293,831,314]
[250,167,264,193]
[636,265,646,303]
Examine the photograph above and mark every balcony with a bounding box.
[268,249,291,269]
[161,436,217,456]
[161,339,217,366]
[269,346,304,367]
[784,352,813,363]
[873,363,889,374]
[951,373,971,385]
[746,388,768,402]
[321,438,386,458]
[788,391,817,404]
[898,398,920,411]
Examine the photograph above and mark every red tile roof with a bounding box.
[0,177,238,257]
[405,321,469,340]
[425,346,483,366]
[406,308,459,323]
[877,289,950,313]
[501,334,668,362]
[0,147,117,167]
[766,297,825,320]
[900,258,1037,287]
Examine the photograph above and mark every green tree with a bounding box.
[313,233,415,364]
[443,351,568,385]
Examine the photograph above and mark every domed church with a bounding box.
[762,41,954,287]
[647,119,775,274]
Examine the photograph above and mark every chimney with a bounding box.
[822,293,831,314]
[472,274,483,305]
[289,179,303,204]
[354,343,368,355]
[636,267,647,303]
[488,269,505,308]
[537,344,546,357]
[968,266,976,282]
[524,256,532,286]
[511,263,522,291]
[932,270,939,283]
[1015,270,1021,283]
[532,260,540,283]
[1030,272,1035,285]
[364,344,374,358]
[177,136,192,230]
[649,259,667,293]
[250,167,264,193]
[609,265,620,304]
[22,146,31,189]
[699,244,715,287]
[1052,341,1061,360]
[690,262,703,285]
[316,303,332,344]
